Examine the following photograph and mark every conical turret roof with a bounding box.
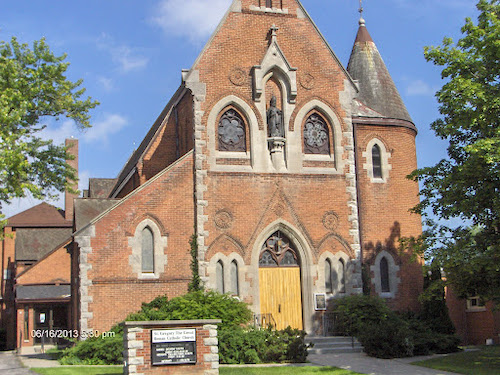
[347,18,413,124]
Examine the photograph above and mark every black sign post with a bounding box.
[151,329,197,366]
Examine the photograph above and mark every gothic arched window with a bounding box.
[229,260,239,296]
[380,257,390,293]
[218,108,246,152]
[141,227,154,273]
[339,258,346,293]
[325,259,333,294]
[216,261,225,293]
[259,231,299,267]
[304,113,330,154]
[372,144,382,179]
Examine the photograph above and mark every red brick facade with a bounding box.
[70,0,425,336]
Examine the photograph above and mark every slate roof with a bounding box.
[74,198,118,232]
[88,178,117,198]
[7,202,72,228]
[347,19,413,124]
[15,228,72,261]
[16,284,70,301]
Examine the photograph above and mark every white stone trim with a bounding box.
[370,250,400,299]
[249,219,315,333]
[292,99,344,174]
[317,251,352,297]
[128,218,168,279]
[207,253,247,299]
[74,225,95,334]
[363,138,392,183]
[249,5,289,14]
[207,95,257,172]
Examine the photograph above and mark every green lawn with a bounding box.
[31,366,363,375]
[414,346,500,375]
[31,367,122,375]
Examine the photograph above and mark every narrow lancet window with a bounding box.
[339,258,346,293]
[380,257,390,292]
[229,260,239,296]
[216,261,225,294]
[325,259,333,294]
[141,227,154,273]
[372,144,382,178]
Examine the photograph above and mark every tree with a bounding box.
[0,37,98,225]
[408,0,500,303]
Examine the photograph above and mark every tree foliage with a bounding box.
[408,0,500,302]
[0,37,98,217]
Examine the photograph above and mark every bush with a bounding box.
[126,290,252,330]
[357,315,413,358]
[59,333,123,365]
[328,294,393,335]
[218,325,308,364]
[330,295,460,359]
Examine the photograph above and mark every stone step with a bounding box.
[305,336,363,355]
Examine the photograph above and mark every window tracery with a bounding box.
[304,113,330,154]
[259,231,299,266]
[218,109,246,152]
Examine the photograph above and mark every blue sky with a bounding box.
[1,0,478,217]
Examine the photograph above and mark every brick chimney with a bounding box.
[64,138,78,221]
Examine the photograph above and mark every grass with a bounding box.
[31,368,121,375]
[414,346,500,375]
[220,367,364,375]
[31,366,363,375]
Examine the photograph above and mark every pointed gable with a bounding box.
[348,18,413,124]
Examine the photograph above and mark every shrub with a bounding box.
[218,325,308,364]
[328,294,393,335]
[59,333,123,365]
[126,290,252,330]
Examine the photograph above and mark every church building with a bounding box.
[3,0,425,345]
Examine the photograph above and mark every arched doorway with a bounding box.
[259,231,303,330]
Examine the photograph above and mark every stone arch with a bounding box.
[370,250,400,299]
[206,234,245,259]
[250,219,314,333]
[207,252,248,299]
[363,137,392,183]
[207,95,258,169]
[293,99,344,172]
[318,250,351,296]
[127,217,168,279]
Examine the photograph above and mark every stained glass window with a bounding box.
[380,257,390,292]
[304,114,330,154]
[141,227,154,273]
[372,144,382,178]
[218,109,246,152]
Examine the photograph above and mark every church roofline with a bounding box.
[352,116,417,133]
[73,150,194,238]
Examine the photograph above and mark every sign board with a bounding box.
[314,293,327,311]
[151,329,196,365]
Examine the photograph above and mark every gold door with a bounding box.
[259,267,303,330]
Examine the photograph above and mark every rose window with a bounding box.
[304,114,330,154]
[218,109,246,152]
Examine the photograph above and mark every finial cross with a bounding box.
[359,0,364,17]
[270,24,279,38]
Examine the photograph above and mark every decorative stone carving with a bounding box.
[304,114,329,154]
[218,109,246,152]
[214,210,233,229]
[322,211,339,231]
[273,203,285,216]
[267,95,284,138]
[300,72,315,90]
[229,68,246,86]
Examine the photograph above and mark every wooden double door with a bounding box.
[259,231,303,330]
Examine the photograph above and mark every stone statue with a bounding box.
[267,95,284,138]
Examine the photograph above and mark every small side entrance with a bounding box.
[259,231,303,330]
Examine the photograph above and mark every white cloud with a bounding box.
[151,0,231,43]
[82,113,128,144]
[97,33,149,73]
[406,79,438,97]
[40,114,128,146]
[97,76,114,92]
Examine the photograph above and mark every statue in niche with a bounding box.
[267,95,284,138]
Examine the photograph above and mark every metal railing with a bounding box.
[322,312,355,347]
[253,313,276,329]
